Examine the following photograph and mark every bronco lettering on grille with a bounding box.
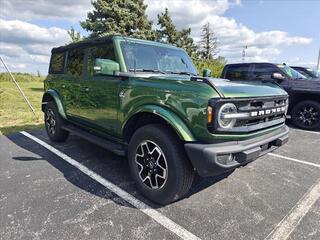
[249,106,286,117]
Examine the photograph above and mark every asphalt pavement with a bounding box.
[0,127,319,240]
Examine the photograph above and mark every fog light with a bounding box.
[216,154,235,165]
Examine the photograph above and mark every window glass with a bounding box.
[49,53,64,73]
[87,43,116,76]
[252,64,277,80]
[277,65,307,80]
[295,68,312,78]
[66,48,85,76]
[120,42,198,75]
[225,64,250,80]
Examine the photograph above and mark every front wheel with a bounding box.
[291,101,320,130]
[128,124,194,205]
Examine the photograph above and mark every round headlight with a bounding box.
[218,103,237,128]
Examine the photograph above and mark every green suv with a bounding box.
[42,36,289,204]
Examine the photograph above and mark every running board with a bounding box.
[62,125,127,156]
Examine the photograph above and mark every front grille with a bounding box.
[209,96,288,133]
[235,98,287,128]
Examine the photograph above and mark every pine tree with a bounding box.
[199,22,219,60]
[80,0,156,40]
[156,8,177,44]
[68,27,82,43]
[157,8,198,58]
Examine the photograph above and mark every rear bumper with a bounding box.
[185,125,289,177]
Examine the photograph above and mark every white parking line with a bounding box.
[20,131,201,240]
[264,179,320,240]
[268,153,320,169]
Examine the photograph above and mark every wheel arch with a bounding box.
[289,93,320,112]
[42,89,67,119]
[122,105,195,143]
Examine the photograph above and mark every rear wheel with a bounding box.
[291,100,320,130]
[128,124,194,205]
[44,102,69,142]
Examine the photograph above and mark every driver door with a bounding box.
[77,42,123,137]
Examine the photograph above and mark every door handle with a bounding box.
[61,84,66,88]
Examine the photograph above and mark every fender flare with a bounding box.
[123,105,195,142]
[42,89,67,119]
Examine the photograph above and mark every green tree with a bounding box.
[80,0,156,40]
[156,8,177,43]
[157,8,198,59]
[68,27,82,43]
[194,57,226,78]
[199,22,219,60]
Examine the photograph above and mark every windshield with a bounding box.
[120,41,198,75]
[277,65,307,80]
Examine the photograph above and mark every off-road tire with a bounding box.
[44,101,69,142]
[291,100,320,130]
[128,124,194,205]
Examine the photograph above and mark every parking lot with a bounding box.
[0,127,319,240]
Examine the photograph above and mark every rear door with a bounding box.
[78,42,123,137]
[64,47,85,118]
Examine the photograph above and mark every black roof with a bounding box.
[51,35,115,54]
[225,62,280,66]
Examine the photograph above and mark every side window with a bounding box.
[66,48,85,76]
[87,43,116,76]
[225,64,250,80]
[49,52,65,73]
[252,64,277,80]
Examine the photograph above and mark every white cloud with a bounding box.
[0,19,69,73]
[145,0,312,63]
[0,0,92,22]
[0,0,314,73]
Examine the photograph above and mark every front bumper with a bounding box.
[185,125,289,177]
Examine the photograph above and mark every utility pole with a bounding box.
[242,45,247,63]
[317,48,320,70]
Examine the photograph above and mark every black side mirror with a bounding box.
[202,68,211,77]
[271,72,285,81]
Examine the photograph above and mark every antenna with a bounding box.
[242,45,248,63]
[317,48,320,71]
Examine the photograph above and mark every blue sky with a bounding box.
[225,0,320,66]
[0,0,319,74]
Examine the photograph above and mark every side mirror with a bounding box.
[202,68,211,77]
[271,72,285,81]
[94,58,120,75]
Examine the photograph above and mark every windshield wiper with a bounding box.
[167,71,197,76]
[129,68,166,74]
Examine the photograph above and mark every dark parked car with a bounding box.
[291,66,319,79]
[221,63,320,130]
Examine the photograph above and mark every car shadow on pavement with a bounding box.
[8,131,230,208]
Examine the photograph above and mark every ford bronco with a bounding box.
[42,36,289,204]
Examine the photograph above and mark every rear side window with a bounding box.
[225,64,250,80]
[87,43,116,76]
[66,48,85,76]
[49,53,65,73]
[252,64,277,80]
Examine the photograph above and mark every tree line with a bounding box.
[68,0,226,77]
